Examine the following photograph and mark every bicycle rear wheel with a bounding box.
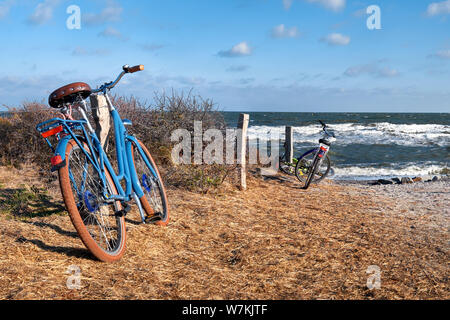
[279,157,296,175]
[59,139,126,262]
[295,149,331,187]
[132,140,169,226]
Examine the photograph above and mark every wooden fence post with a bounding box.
[90,94,110,148]
[285,126,293,163]
[238,113,249,190]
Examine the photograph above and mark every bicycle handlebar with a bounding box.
[318,120,336,138]
[124,64,144,73]
[92,64,144,93]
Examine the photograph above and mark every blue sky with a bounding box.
[0,0,449,112]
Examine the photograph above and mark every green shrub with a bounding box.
[0,91,236,192]
[0,103,58,168]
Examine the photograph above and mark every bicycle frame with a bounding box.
[302,122,336,188]
[36,93,158,208]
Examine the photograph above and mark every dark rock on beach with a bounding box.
[338,175,449,187]
[401,177,414,184]
[369,178,395,185]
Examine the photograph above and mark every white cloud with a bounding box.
[140,43,165,52]
[426,0,450,16]
[271,24,300,38]
[283,0,293,10]
[284,0,345,11]
[437,49,450,58]
[344,62,399,78]
[352,8,366,18]
[98,27,128,41]
[321,33,350,46]
[226,65,250,72]
[72,47,110,56]
[0,0,15,20]
[430,49,450,59]
[306,0,346,12]
[83,0,123,25]
[153,75,206,86]
[218,42,252,58]
[27,0,60,25]
[377,67,400,78]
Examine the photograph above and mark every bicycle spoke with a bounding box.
[67,144,122,254]
[133,142,168,222]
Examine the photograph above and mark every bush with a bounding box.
[165,164,238,194]
[112,90,226,165]
[0,91,236,193]
[0,103,58,167]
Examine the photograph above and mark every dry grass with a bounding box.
[0,165,448,300]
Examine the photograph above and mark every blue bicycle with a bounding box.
[36,65,169,262]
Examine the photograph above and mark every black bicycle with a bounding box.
[295,120,336,189]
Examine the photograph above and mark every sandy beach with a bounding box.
[0,165,448,300]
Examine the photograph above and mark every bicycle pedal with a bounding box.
[115,210,125,217]
[145,213,163,224]
[115,203,131,218]
[121,202,131,213]
[115,210,128,218]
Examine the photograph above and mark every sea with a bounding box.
[2,110,449,181]
[222,112,450,181]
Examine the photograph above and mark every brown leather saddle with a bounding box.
[48,82,92,108]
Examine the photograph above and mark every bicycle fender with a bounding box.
[54,135,72,161]
[51,135,78,171]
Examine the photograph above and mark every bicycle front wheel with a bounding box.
[279,157,296,176]
[59,139,126,262]
[295,149,331,186]
[132,140,169,226]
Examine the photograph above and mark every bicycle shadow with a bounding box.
[253,169,303,188]
[14,221,99,261]
[0,185,65,219]
[0,185,98,261]
[21,220,79,238]
[16,236,96,260]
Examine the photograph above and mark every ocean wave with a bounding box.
[246,123,450,147]
[332,163,447,180]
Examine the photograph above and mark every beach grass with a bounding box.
[0,164,448,300]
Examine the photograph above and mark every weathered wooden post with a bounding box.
[238,113,249,190]
[90,94,110,148]
[285,126,293,163]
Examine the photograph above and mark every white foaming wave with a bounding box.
[246,123,450,147]
[332,163,446,179]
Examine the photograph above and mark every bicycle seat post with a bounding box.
[77,98,95,133]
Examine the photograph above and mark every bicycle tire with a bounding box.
[302,157,320,190]
[295,148,331,187]
[132,140,169,226]
[59,139,126,262]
